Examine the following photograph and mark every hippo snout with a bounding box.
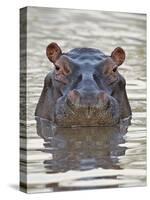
[67,89,110,109]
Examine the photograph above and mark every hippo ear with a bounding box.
[111,47,125,66]
[46,42,62,63]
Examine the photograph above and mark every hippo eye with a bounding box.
[112,65,118,72]
[112,66,117,72]
[55,65,60,70]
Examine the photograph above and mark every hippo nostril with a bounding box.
[67,90,80,105]
[97,92,110,108]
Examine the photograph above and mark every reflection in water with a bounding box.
[36,117,129,178]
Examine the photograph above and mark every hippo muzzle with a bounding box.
[35,43,131,127]
[55,84,120,127]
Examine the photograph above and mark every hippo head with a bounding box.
[35,43,131,127]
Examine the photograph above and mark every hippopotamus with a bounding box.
[35,42,131,127]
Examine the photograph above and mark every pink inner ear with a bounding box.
[46,43,62,63]
[111,47,125,66]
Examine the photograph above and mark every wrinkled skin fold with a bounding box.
[35,43,131,127]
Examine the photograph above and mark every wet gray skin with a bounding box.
[35,43,131,127]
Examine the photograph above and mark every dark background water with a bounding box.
[20,7,146,193]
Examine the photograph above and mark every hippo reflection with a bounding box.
[36,117,128,172]
[35,43,131,127]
